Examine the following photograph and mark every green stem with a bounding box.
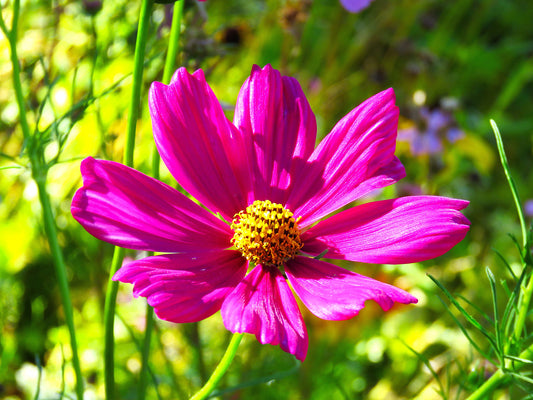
[4,0,31,143]
[35,177,84,400]
[465,369,510,400]
[103,1,153,399]
[103,247,124,400]
[465,344,533,400]
[4,1,84,398]
[137,305,154,400]
[163,0,184,84]
[124,0,154,168]
[137,2,184,397]
[190,333,244,400]
[512,273,533,343]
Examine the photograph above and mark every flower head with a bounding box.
[71,65,470,361]
[340,0,375,13]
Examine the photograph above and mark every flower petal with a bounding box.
[287,88,405,227]
[286,257,417,320]
[233,64,317,204]
[149,68,250,220]
[339,0,374,13]
[71,157,231,252]
[302,196,470,264]
[113,251,247,323]
[221,265,308,361]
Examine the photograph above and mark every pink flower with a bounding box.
[71,65,469,361]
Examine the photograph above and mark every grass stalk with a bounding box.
[103,1,154,398]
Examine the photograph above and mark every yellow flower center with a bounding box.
[231,200,302,266]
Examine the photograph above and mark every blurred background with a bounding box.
[1,0,532,398]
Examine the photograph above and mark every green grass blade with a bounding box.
[428,274,498,350]
[400,339,447,399]
[490,120,527,251]
[486,267,504,365]
[435,296,496,364]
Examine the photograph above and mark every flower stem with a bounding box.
[103,246,124,400]
[3,1,84,398]
[103,1,153,399]
[137,3,185,398]
[137,305,154,400]
[465,343,533,400]
[124,0,154,168]
[190,333,244,400]
[163,0,184,84]
[35,176,85,399]
[465,369,510,400]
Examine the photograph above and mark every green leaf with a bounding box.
[400,339,447,399]
[486,267,504,365]
[428,274,498,352]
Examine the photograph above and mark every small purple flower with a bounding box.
[72,65,469,361]
[339,0,375,13]
[525,200,533,218]
[398,107,464,156]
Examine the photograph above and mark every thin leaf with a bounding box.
[504,355,533,365]
[508,234,525,260]
[428,274,498,350]
[435,295,497,364]
[400,339,447,399]
[491,119,528,250]
[486,267,504,364]
[508,371,533,386]
[454,293,493,325]
[503,266,528,339]
[493,248,517,280]
[0,165,23,170]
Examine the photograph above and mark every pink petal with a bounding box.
[302,196,470,264]
[339,0,374,13]
[287,89,405,227]
[233,64,317,205]
[113,251,247,323]
[71,157,231,252]
[221,265,308,361]
[149,68,250,221]
[286,256,417,320]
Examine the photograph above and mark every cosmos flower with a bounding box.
[71,65,470,361]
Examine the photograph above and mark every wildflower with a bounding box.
[525,200,533,218]
[71,65,470,361]
[339,0,374,13]
[398,107,464,156]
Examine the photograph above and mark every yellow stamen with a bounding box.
[231,200,302,266]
